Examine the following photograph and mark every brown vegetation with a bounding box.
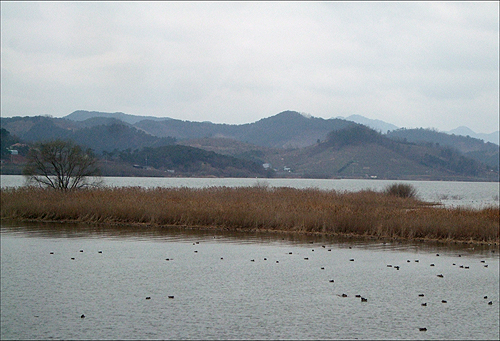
[1,186,498,244]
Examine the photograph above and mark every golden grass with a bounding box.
[1,186,498,244]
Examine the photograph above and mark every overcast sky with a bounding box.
[1,1,499,133]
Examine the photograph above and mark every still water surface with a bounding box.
[1,175,499,208]
[1,221,499,340]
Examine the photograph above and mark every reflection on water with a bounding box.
[2,221,499,340]
[2,220,497,258]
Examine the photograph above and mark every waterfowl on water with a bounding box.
[50,252,54,254]
[437,274,444,278]
[480,260,485,263]
[441,300,447,303]
[341,294,348,297]
[304,257,309,260]
[465,266,470,269]
[251,259,255,262]
[488,301,493,305]
[80,250,83,253]
[484,296,488,299]
[436,254,439,256]
[71,258,75,260]
[98,251,102,253]
[421,303,427,306]
[418,294,425,297]
[484,265,488,268]
[355,295,361,298]
[387,265,392,267]
[168,296,174,299]
[415,260,419,262]
[81,314,85,318]
[289,252,293,254]
[146,297,151,300]
[430,264,435,266]
[419,328,427,331]
[276,261,279,263]
[321,267,325,270]
[349,259,354,262]
[394,266,400,270]
[361,297,368,302]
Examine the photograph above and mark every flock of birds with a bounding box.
[50,240,497,334]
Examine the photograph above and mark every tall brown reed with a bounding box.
[1,186,498,243]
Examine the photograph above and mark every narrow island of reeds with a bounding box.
[1,185,498,244]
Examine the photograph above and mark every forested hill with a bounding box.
[387,128,499,169]
[1,112,498,180]
[133,111,354,149]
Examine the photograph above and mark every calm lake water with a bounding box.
[1,175,499,208]
[1,221,499,340]
[1,176,499,339]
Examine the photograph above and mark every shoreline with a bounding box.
[1,186,499,245]
[2,217,499,247]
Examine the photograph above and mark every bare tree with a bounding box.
[23,140,101,191]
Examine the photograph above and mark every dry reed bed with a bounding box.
[1,186,499,243]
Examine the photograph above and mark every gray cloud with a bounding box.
[1,2,498,133]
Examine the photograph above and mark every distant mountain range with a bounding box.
[339,114,499,145]
[1,110,498,180]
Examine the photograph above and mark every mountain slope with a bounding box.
[387,128,499,168]
[447,126,499,145]
[340,114,399,133]
[135,111,354,148]
[65,110,172,125]
[261,125,496,180]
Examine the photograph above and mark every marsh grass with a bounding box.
[1,186,498,244]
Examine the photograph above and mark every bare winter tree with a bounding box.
[23,140,102,191]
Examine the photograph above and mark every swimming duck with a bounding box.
[437,274,444,278]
